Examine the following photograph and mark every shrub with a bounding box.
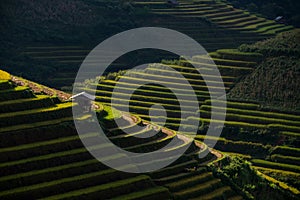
[216,49,263,62]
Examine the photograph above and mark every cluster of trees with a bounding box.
[211,157,299,199]
[229,30,300,110]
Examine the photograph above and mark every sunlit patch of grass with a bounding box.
[101,105,122,121]
[0,70,10,80]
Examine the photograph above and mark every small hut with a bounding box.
[70,92,95,112]
[274,16,286,24]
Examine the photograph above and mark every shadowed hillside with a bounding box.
[83,38,300,198]
[229,30,300,110]
[1,1,299,199]
[1,0,293,90]
[0,71,246,199]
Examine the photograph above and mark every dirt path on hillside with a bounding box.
[11,76,71,101]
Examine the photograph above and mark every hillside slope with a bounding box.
[226,0,300,27]
[0,71,243,199]
[86,44,300,198]
[229,30,300,110]
[1,0,291,90]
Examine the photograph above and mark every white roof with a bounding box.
[70,92,95,100]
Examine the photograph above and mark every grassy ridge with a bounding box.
[212,49,263,62]
[251,159,300,173]
[200,105,300,121]
[270,154,300,166]
[254,166,300,194]
[0,86,35,101]
[271,146,300,157]
[0,95,55,113]
[0,102,74,127]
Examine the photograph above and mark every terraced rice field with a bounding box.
[87,48,300,195]
[4,1,298,198]
[0,76,243,199]
[85,49,260,128]
[20,0,293,89]
[134,0,293,34]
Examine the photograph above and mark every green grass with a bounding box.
[109,126,158,140]
[173,178,222,199]
[199,117,267,129]
[111,186,170,200]
[254,166,300,195]
[256,170,300,196]
[178,60,254,74]
[0,167,144,198]
[223,17,265,27]
[280,131,300,137]
[96,79,222,96]
[0,159,99,183]
[94,91,201,109]
[210,12,249,21]
[223,152,252,160]
[97,97,190,115]
[194,186,235,200]
[193,55,257,67]
[144,67,235,82]
[137,114,183,123]
[256,24,286,33]
[195,135,269,156]
[108,116,142,132]
[0,132,96,154]
[271,146,300,157]
[150,159,198,179]
[246,20,275,29]
[0,70,10,80]
[217,15,257,25]
[203,9,243,19]
[100,105,122,121]
[200,105,300,121]
[270,154,300,166]
[123,134,174,153]
[0,143,120,169]
[0,95,55,113]
[204,99,259,110]
[255,166,300,177]
[117,75,229,92]
[93,84,212,101]
[251,159,300,173]
[268,124,300,133]
[103,102,195,118]
[0,80,13,90]
[215,49,263,62]
[0,86,34,101]
[199,110,300,127]
[154,6,233,15]
[166,172,214,191]
[39,175,151,200]
[0,102,74,127]
[126,71,233,87]
[264,26,294,35]
[0,116,74,133]
[89,88,207,106]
